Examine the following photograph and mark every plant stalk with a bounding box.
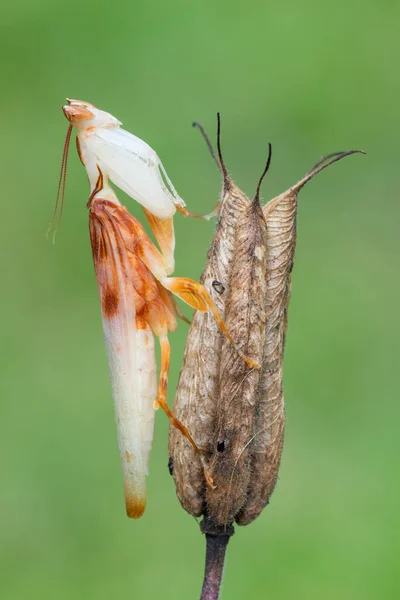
[199,518,234,600]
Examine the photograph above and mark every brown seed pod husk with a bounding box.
[169,121,365,526]
[237,150,365,525]
[234,189,293,525]
[204,188,268,525]
[168,118,252,517]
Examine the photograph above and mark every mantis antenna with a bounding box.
[47,123,73,242]
[192,113,229,184]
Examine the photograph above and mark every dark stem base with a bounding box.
[199,518,234,600]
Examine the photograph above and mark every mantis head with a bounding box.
[62,99,121,132]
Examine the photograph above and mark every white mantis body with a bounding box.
[57,100,257,518]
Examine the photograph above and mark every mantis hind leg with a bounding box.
[167,291,191,325]
[156,162,220,220]
[155,333,200,453]
[176,202,220,221]
[157,332,216,489]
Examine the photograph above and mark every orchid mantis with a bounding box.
[55,100,257,518]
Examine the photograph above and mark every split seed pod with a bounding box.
[169,120,364,526]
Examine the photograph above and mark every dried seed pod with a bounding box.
[236,150,365,524]
[169,122,364,526]
[168,117,251,517]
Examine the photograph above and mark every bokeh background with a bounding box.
[1,1,399,598]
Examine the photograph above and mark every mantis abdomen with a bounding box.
[103,316,157,518]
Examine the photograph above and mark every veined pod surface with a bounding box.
[169,126,364,526]
[168,164,251,516]
[234,185,295,525]
[205,185,269,525]
[168,119,271,522]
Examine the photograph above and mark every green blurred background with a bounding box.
[1,0,399,598]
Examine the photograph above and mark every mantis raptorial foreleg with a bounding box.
[142,209,175,275]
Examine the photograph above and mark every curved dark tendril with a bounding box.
[306,149,366,179]
[284,149,366,196]
[254,142,272,200]
[192,121,221,172]
[216,113,228,181]
[47,123,73,242]
[307,151,347,174]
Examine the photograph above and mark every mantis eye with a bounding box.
[63,105,94,123]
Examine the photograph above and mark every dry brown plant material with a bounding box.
[169,120,364,530]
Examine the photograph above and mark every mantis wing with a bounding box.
[90,199,156,518]
[86,127,185,219]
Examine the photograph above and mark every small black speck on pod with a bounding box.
[212,280,225,295]
[168,456,174,476]
[217,441,225,452]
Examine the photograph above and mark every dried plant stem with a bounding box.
[200,519,234,600]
